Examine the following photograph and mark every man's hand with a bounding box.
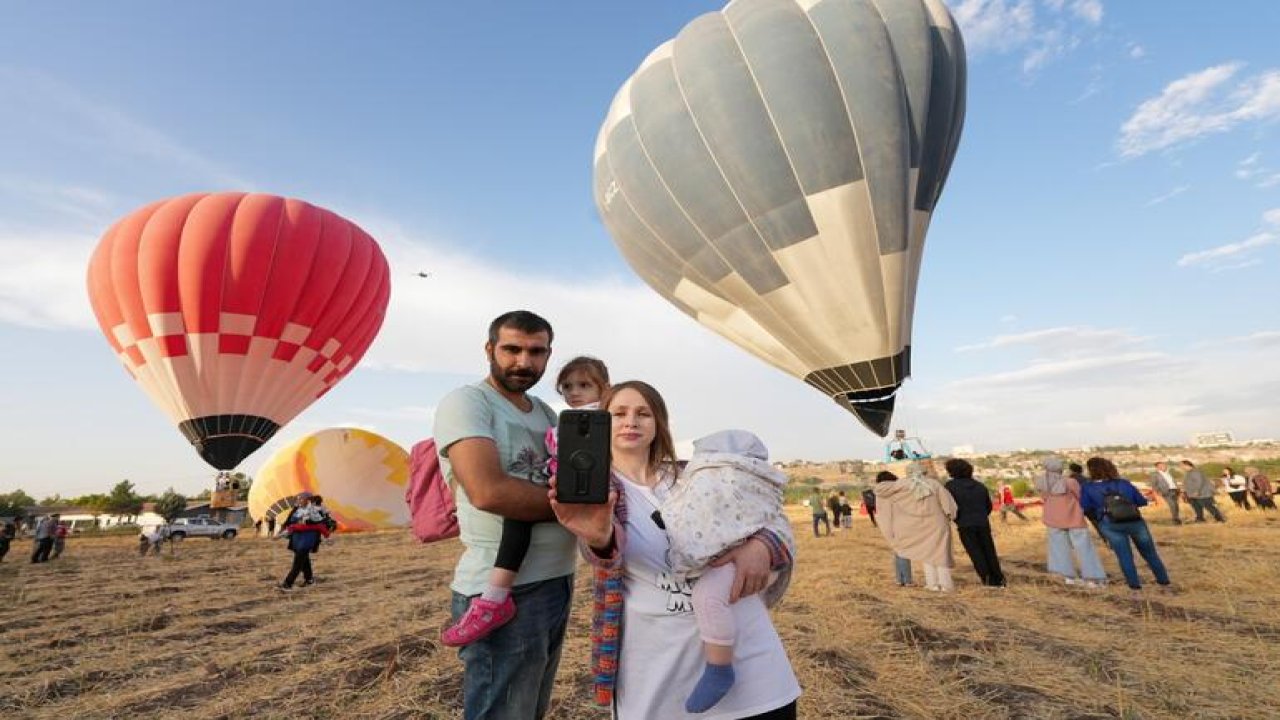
[710,537,771,603]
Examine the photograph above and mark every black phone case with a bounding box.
[555,409,611,504]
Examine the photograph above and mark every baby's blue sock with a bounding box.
[685,662,735,713]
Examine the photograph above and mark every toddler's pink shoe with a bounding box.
[441,595,516,647]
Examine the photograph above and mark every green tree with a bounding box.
[107,480,144,521]
[0,489,36,518]
[154,489,187,524]
[75,494,111,528]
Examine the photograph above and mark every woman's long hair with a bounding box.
[1085,457,1121,481]
[601,380,678,476]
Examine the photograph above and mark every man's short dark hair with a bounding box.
[488,310,553,345]
[944,458,973,479]
[1068,462,1084,474]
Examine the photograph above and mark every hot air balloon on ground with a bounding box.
[86,192,391,469]
[248,428,410,532]
[593,0,965,436]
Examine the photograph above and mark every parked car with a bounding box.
[169,516,238,540]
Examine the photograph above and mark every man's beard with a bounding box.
[488,355,542,394]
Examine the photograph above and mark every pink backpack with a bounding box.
[406,438,459,543]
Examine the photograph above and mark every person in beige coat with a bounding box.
[874,462,958,591]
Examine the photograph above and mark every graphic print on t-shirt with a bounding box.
[656,570,694,613]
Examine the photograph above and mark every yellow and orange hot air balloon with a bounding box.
[249,428,410,532]
[86,192,391,470]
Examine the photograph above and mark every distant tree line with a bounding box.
[0,473,251,525]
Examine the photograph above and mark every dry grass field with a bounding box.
[2,505,1277,719]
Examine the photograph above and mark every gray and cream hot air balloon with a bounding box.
[592,0,965,436]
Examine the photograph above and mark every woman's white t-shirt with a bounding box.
[614,475,800,720]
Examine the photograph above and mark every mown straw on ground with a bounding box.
[1,505,1276,719]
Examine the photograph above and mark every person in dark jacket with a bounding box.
[1080,457,1171,594]
[0,520,15,562]
[944,459,1005,587]
[277,492,330,591]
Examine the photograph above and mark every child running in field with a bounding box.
[442,356,610,646]
[660,429,794,713]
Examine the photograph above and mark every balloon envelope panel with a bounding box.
[593,0,965,436]
[86,193,392,469]
[249,428,410,532]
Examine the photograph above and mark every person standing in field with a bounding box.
[838,491,853,529]
[809,488,831,537]
[443,355,610,648]
[1036,458,1105,588]
[1080,457,1171,596]
[1181,460,1225,523]
[30,514,55,563]
[433,310,572,720]
[874,471,913,586]
[944,459,1005,588]
[549,381,800,718]
[1245,467,1276,510]
[861,485,878,528]
[826,491,842,532]
[0,520,15,562]
[875,462,957,592]
[1148,461,1182,525]
[51,522,69,559]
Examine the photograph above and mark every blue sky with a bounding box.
[3,0,1279,497]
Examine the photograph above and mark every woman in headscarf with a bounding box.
[874,462,957,592]
[1037,458,1106,588]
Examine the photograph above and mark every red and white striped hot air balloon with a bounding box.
[86,192,391,470]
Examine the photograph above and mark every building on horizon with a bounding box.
[951,445,976,457]
[1191,431,1235,448]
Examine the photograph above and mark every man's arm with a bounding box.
[447,437,556,522]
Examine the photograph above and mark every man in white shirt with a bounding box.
[1149,461,1182,525]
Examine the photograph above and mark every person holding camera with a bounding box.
[550,381,800,719]
[433,310,573,720]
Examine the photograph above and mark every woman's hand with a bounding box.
[547,475,617,550]
[710,537,771,603]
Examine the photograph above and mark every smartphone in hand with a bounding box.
[555,409,611,504]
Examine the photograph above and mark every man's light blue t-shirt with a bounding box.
[433,380,576,596]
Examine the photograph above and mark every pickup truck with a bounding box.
[168,516,239,540]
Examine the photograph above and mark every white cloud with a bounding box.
[1177,232,1277,268]
[915,326,1280,452]
[951,352,1170,389]
[1143,185,1190,207]
[949,0,1038,55]
[1224,330,1280,347]
[0,232,97,329]
[1235,154,1280,188]
[1118,64,1280,157]
[947,0,1101,73]
[1180,232,1278,267]
[1128,44,1146,60]
[955,326,1148,354]
[1177,210,1280,272]
[1068,0,1103,24]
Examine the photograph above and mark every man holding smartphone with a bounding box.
[433,310,574,720]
